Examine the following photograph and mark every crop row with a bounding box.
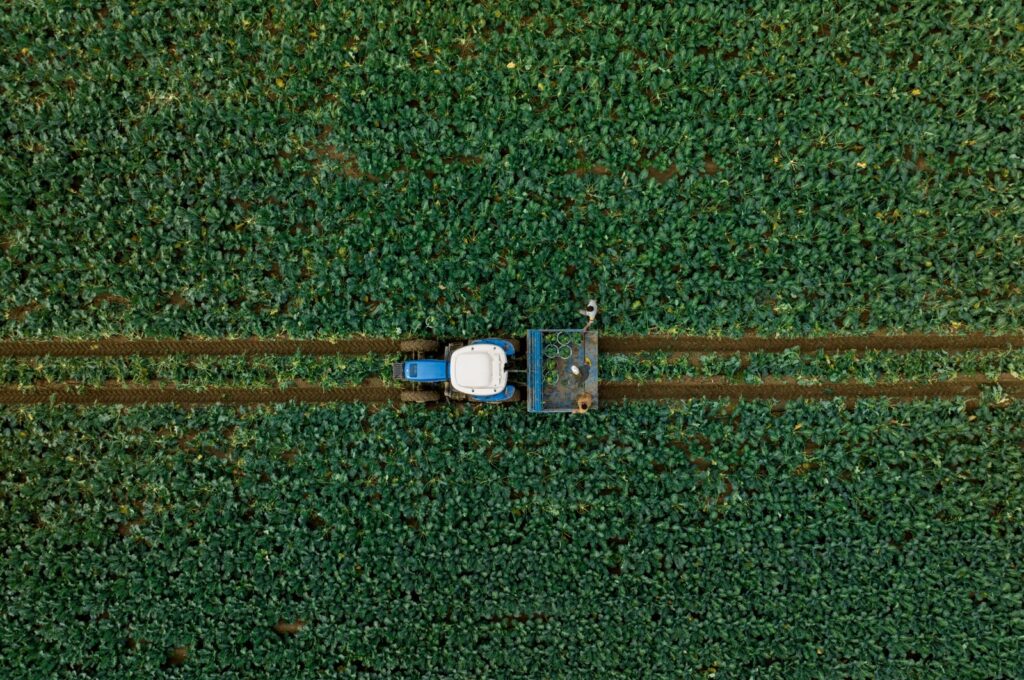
[0,354,395,390]
[2,2,1021,338]
[602,348,1024,385]
[0,348,1019,392]
[1,399,1021,677]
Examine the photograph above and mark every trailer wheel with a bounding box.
[400,390,441,403]
[399,339,441,353]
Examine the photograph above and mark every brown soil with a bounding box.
[89,294,131,307]
[0,337,407,357]
[703,154,720,175]
[309,144,379,181]
[272,619,305,635]
[454,39,476,58]
[646,163,678,184]
[6,303,40,321]
[166,293,191,309]
[600,333,1024,354]
[568,164,611,177]
[443,155,483,166]
[164,646,188,667]
[1,333,1021,358]
[0,384,399,406]
[600,375,1024,402]
[2,376,1019,407]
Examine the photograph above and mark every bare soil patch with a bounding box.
[0,337,406,357]
[601,333,1024,354]
[600,375,1024,402]
[2,376,1018,407]
[2,333,1021,358]
[0,383,399,406]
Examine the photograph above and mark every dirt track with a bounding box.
[0,333,1021,357]
[1,334,1020,408]
[600,333,1024,353]
[0,384,400,406]
[0,376,1019,407]
[600,375,1024,402]
[0,337,404,357]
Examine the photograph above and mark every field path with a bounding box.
[0,333,1021,357]
[0,384,399,405]
[0,337,404,357]
[0,375,1019,406]
[600,375,1024,402]
[600,333,1024,353]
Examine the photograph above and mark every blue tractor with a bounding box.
[393,301,599,413]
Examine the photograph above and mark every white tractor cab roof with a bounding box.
[448,344,508,396]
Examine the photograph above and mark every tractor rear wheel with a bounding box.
[399,339,441,353]
[400,390,441,403]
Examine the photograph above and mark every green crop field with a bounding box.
[2,2,1023,678]
[3,2,1022,338]
[3,401,1024,677]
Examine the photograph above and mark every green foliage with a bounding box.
[3,348,1019,389]
[2,2,1023,676]
[2,2,1022,338]
[0,353,396,389]
[604,348,1024,384]
[1,401,1022,677]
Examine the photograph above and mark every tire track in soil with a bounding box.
[600,375,1024,402]
[0,333,1021,357]
[0,384,400,406]
[1,376,1020,407]
[601,333,1024,354]
[0,337,405,357]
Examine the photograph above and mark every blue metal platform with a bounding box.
[526,330,599,413]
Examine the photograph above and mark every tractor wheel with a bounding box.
[399,339,441,353]
[400,390,441,403]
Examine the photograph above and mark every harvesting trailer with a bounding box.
[393,302,599,413]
